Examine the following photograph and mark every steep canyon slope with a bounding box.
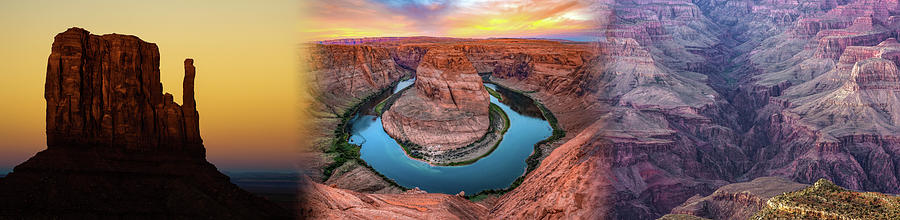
[601,0,900,218]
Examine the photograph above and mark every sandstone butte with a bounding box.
[381,47,491,154]
[306,0,900,219]
[0,28,290,219]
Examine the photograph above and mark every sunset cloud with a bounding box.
[301,0,599,41]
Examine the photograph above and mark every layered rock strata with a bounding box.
[301,178,488,219]
[304,43,411,184]
[730,0,900,198]
[381,48,491,157]
[0,28,288,219]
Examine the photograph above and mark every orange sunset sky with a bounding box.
[0,0,599,173]
[0,0,303,172]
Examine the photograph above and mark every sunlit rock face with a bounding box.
[382,48,491,152]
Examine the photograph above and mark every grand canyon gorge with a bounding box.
[3,0,900,219]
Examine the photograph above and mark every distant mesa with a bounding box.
[0,27,290,219]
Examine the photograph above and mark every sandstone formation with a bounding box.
[304,43,411,184]
[381,48,491,154]
[324,160,404,194]
[301,178,488,219]
[44,28,203,154]
[0,28,288,219]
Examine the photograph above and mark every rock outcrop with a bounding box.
[753,179,900,219]
[0,28,289,219]
[381,48,491,153]
[44,28,203,154]
[301,178,488,219]
[665,177,808,220]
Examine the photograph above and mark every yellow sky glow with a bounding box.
[0,0,304,172]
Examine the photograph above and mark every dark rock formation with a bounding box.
[0,28,289,219]
[44,28,203,154]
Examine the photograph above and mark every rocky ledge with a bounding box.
[381,48,493,163]
[665,177,809,220]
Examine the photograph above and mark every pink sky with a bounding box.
[301,0,600,41]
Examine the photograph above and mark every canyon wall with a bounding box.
[590,0,900,218]
[727,0,900,197]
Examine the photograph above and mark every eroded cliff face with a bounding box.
[382,48,490,152]
[488,121,610,219]
[304,43,411,185]
[44,28,203,154]
[747,39,900,194]
[727,0,900,197]
[308,44,410,113]
[0,28,288,219]
[593,0,900,218]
